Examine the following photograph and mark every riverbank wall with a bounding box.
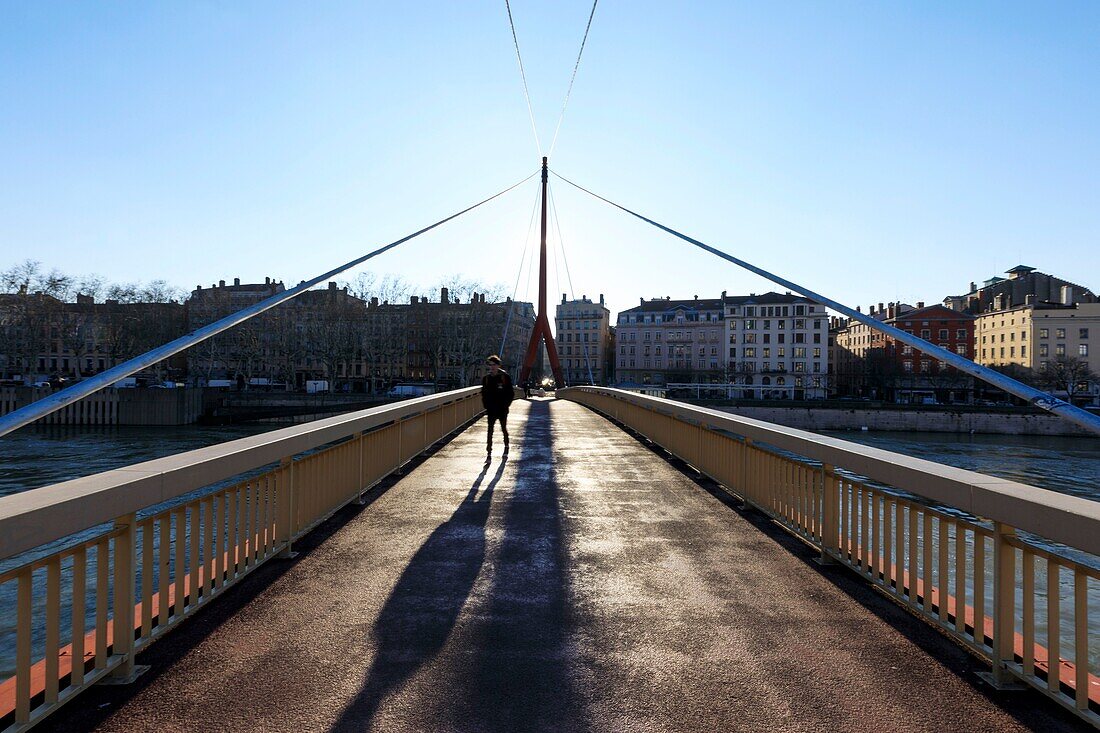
[0,387,203,427]
[707,404,1092,437]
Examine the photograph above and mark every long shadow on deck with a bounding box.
[454,399,586,731]
[330,459,505,732]
[331,400,586,732]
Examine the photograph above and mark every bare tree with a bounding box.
[1039,356,1097,401]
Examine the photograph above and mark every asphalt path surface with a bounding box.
[41,398,1089,732]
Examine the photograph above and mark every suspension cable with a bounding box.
[551,169,1100,437]
[0,171,538,438]
[547,0,599,157]
[501,182,543,357]
[548,181,595,384]
[504,0,542,154]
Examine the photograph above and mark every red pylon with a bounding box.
[519,157,565,387]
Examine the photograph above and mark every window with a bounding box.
[1040,344,1049,357]
[1056,328,1065,339]
[1039,328,1049,339]
[903,361,913,373]
[1056,344,1066,356]
[1080,344,1089,357]
[744,348,756,358]
[813,347,821,358]
[1080,328,1089,340]
[956,345,967,356]
[920,360,931,373]
[939,329,949,340]
[793,362,805,373]
[793,347,807,358]
[956,329,967,339]
[745,320,756,330]
[902,345,912,355]
[1021,345,1027,357]
[921,329,930,338]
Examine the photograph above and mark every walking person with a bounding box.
[481,354,513,460]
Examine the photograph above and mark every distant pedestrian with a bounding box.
[481,355,513,460]
[522,381,531,399]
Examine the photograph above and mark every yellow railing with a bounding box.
[560,387,1100,727]
[0,388,484,732]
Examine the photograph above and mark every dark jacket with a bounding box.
[481,369,514,416]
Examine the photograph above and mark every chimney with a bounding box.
[410,295,418,304]
[917,301,925,309]
[878,302,884,313]
[196,284,202,291]
[265,276,270,285]
[563,293,568,303]
[219,280,225,288]
[887,304,895,320]
[721,290,727,299]
[441,286,449,303]
[1025,294,1037,305]
[328,281,337,290]
[970,281,977,293]
[370,297,378,307]
[234,277,240,286]
[856,306,861,313]
[640,297,645,305]
[694,294,699,300]
[599,293,604,305]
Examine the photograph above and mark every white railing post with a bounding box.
[817,463,839,565]
[990,521,1018,686]
[276,457,298,559]
[106,512,145,683]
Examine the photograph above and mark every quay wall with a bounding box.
[0,387,203,427]
[711,405,1093,437]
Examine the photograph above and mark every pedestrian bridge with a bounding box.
[1,389,1098,731]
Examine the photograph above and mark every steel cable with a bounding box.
[504,0,542,154]
[0,171,539,437]
[550,169,1100,437]
[547,0,599,157]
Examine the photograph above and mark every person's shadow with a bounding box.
[330,459,506,732]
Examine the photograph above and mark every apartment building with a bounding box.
[615,295,725,386]
[725,292,828,399]
[974,301,1100,402]
[555,294,611,385]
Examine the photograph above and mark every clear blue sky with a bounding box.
[2,2,1098,319]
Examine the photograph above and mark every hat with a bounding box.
[487,354,502,365]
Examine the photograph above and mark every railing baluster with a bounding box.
[188,503,201,608]
[158,516,170,628]
[15,569,32,724]
[141,519,154,637]
[922,512,933,614]
[1073,568,1088,710]
[71,546,87,687]
[938,517,950,624]
[974,532,986,647]
[907,503,918,608]
[95,537,110,668]
[992,522,1017,685]
[174,509,186,618]
[955,524,967,635]
[883,496,892,587]
[45,557,61,704]
[1022,551,1035,676]
[894,500,904,594]
[1047,559,1060,693]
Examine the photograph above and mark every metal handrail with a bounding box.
[560,387,1100,556]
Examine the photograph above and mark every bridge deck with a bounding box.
[42,399,1083,732]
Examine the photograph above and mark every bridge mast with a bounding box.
[519,157,565,387]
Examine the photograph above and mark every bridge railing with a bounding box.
[0,387,485,732]
[560,386,1100,725]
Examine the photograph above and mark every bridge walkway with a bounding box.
[40,399,1084,732]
